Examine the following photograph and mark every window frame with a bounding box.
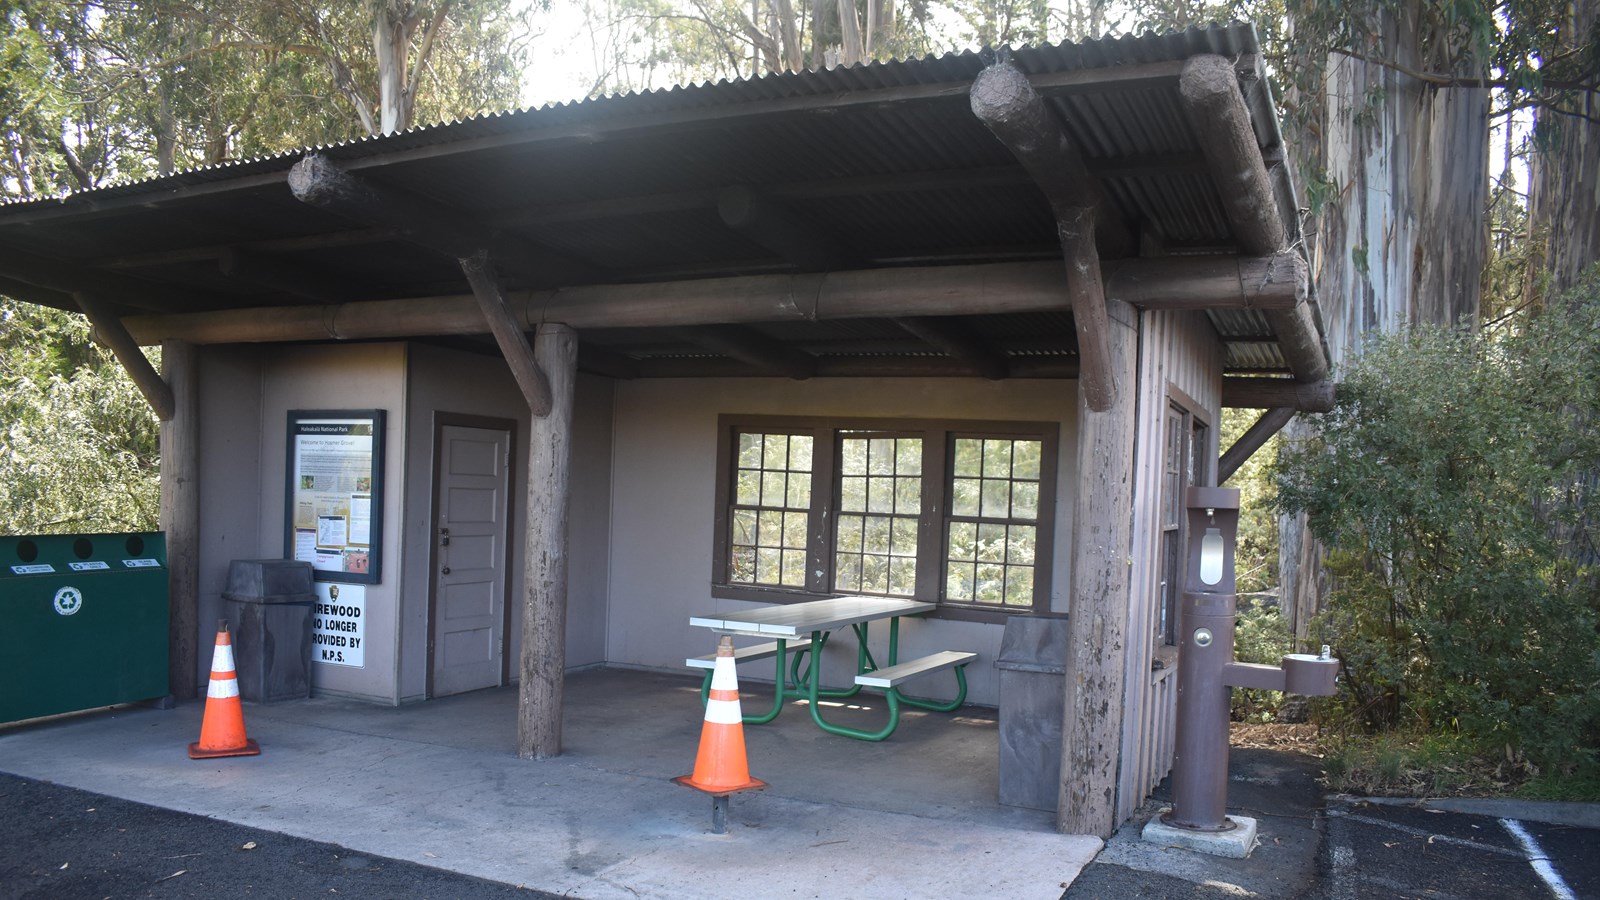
[711,414,1058,621]
[1154,386,1213,655]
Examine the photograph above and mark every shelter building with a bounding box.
[0,23,1330,837]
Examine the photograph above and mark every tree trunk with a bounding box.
[1278,2,1490,622]
[1525,0,1600,300]
[373,5,412,135]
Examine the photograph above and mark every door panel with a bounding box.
[431,424,510,697]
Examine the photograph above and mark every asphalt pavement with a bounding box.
[0,773,556,900]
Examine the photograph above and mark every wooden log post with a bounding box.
[1218,407,1295,484]
[516,323,578,760]
[160,339,200,700]
[75,292,175,422]
[970,60,1129,411]
[459,250,554,415]
[1221,377,1335,412]
[1059,298,1140,838]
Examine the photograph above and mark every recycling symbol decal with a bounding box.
[53,586,83,616]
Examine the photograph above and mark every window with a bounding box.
[713,416,1057,618]
[1156,393,1212,648]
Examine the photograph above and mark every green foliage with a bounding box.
[1277,265,1600,772]
[1220,407,1279,594]
[0,300,159,534]
[1231,602,1293,721]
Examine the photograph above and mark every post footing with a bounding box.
[1142,811,1259,859]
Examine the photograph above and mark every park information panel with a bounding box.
[285,410,385,584]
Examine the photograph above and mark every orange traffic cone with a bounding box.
[674,636,765,796]
[188,620,261,759]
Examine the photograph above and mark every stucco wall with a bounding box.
[606,377,1077,708]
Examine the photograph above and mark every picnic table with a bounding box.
[688,596,975,741]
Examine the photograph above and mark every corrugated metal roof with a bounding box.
[0,22,1314,380]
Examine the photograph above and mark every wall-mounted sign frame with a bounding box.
[285,410,385,584]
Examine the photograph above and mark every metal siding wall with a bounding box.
[1116,309,1222,823]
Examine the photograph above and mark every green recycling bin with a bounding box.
[1,532,170,723]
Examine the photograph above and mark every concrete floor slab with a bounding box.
[0,668,1100,899]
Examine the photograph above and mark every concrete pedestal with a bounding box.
[1142,811,1259,859]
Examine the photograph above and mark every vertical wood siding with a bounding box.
[1115,309,1223,823]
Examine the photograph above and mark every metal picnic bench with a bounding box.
[687,596,976,741]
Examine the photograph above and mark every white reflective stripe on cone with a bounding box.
[207,676,240,700]
[211,644,236,674]
[710,657,739,691]
[704,698,743,725]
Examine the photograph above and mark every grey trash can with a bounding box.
[995,614,1071,811]
[223,559,315,703]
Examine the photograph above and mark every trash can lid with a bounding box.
[995,614,1072,673]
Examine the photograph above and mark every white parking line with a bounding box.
[1500,817,1576,900]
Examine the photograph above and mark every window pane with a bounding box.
[889,557,917,596]
[862,554,889,594]
[738,433,762,468]
[976,564,1005,602]
[946,562,973,600]
[1013,440,1042,479]
[763,434,788,469]
[954,438,982,476]
[983,439,1011,477]
[980,478,1010,518]
[947,522,977,561]
[840,476,867,512]
[782,549,806,586]
[1007,525,1036,565]
[952,478,981,517]
[732,509,757,545]
[736,469,760,505]
[758,509,783,546]
[784,511,808,549]
[976,522,1006,562]
[863,515,892,554]
[790,435,814,472]
[1004,566,1034,606]
[756,547,782,582]
[891,517,919,556]
[841,437,868,475]
[868,476,894,513]
[837,514,863,550]
[869,438,894,475]
[896,439,921,475]
[895,476,920,515]
[1012,481,1039,520]
[762,471,787,507]
[788,475,811,509]
[731,547,756,583]
[835,553,862,592]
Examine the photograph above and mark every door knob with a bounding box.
[441,566,451,574]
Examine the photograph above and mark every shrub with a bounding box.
[1276,265,1600,772]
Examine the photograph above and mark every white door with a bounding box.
[431,424,511,696]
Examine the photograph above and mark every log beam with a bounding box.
[517,323,578,760]
[120,257,1297,346]
[459,250,554,415]
[678,324,817,379]
[287,153,596,286]
[1103,251,1305,310]
[1177,55,1286,256]
[74,293,175,421]
[971,61,1127,411]
[891,316,1009,380]
[717,186,856,270]
[1059,298,1140,838]
[160,339,200,700]
[1222,377,1334,412]
[970,61,1134,258]
[1219,406,1295,483]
